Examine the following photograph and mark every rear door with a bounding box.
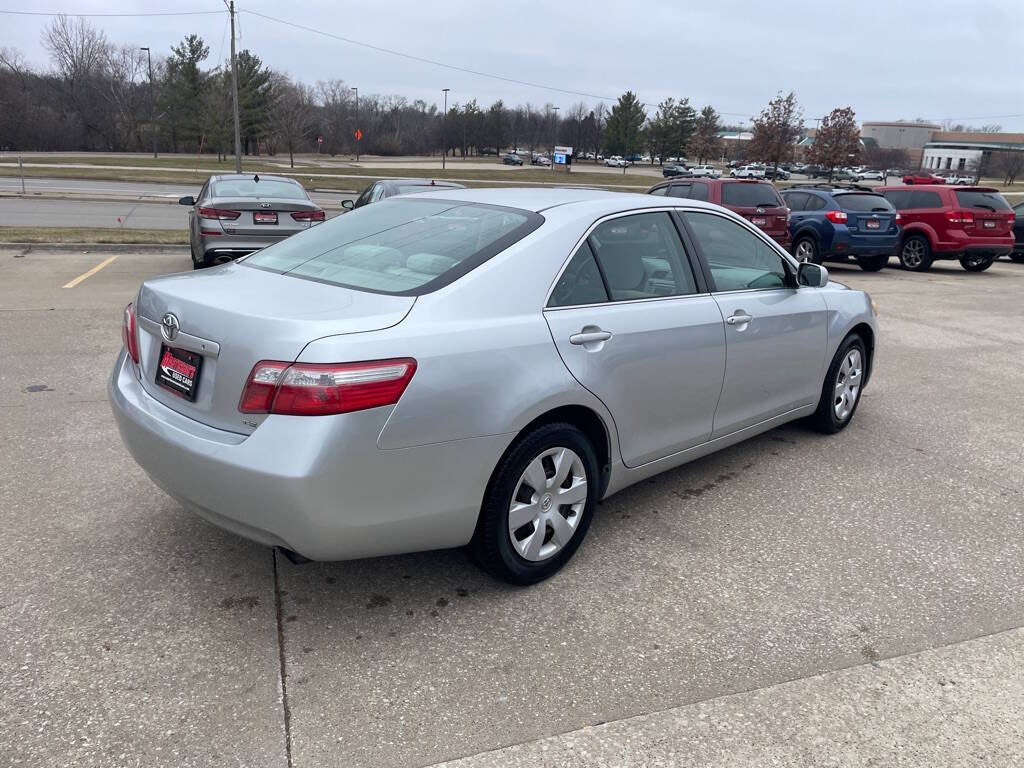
[544,211,726,467]
[681,210,827,437]
[721,181,789,242]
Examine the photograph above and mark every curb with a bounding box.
[0,242,189,253]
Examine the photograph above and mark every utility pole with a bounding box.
[140,47,157,158]
[550,106,559,169]
[442,88,449,170]
[351,86,359,162]
[226,0,242,173]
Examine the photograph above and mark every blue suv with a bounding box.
[780,185,901,271]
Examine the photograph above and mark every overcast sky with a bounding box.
[5,0,1024,130]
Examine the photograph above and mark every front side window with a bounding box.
[587,212,698,300]
[881,189,911,210]
[683,211,788,292]
[244,199,538,295]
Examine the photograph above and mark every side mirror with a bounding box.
[797,261,829,288]
[178,195,195,206]
[341,199,354,211]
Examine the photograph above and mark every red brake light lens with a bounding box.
[895,213,902,222]
[198,207,241,220]
[239,358,417,416]
[825,210,848,224]
[122,302,139,364]
[291,210,326,222]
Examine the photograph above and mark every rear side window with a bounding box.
[805,195,827,211]
[721,182,783,208]
[212,179,307,199]
[834,194,895,213]
[688,182,709,201]
[954,190,1011,211]
[667,184,692,199]
[548,242,609,307]
[648,186,668,196]
[587,212,698,300]
[243,198,540,295]
[908,190,943,208]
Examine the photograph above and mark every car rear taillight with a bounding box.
[895,213,902,222]
[122,302,139,364]
[785,207,791,223]
[825,210,848,224]
[239,358,417,416]
[198,207,241,220]
[291,210,326,222]
[945,209,975,226]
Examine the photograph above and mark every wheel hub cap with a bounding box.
[508,447,587,562]
[833,349,863,421]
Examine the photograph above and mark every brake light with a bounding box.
[239,358,417,416]
[895,213,902,222]
[198,207,241,220]
[291,210,326,222]
[945,210,975,226]
[785,207,791,224]
[825,210,848,224]
[122,302,139,364]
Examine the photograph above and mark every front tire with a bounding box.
[811,334,867,434]
[470,423,599,585]
[856,254,888,272]
[959,254,994,272]
[899,235,933,271]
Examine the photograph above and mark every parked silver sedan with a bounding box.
[179,174,324,268]
[111,188,877,584]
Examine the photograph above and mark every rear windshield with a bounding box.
[212,179,307,199]
[834,194,895,213]
[954,190,1011,211]
[721,182,783,208]
[242,198,540,295]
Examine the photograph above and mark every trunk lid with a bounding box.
[134,262,414,434]
[208,197,321,239]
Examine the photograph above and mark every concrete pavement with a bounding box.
[1,249,1022,766]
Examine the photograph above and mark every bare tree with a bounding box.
[750,91,804,175]
[990,150,1023,185]
[269,75,316,168]
[807,106,860,180]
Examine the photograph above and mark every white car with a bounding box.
[945,174,975,185]
[730,165,766,179]
[690,164,722,179]
[604,156,628,168]
[855,170,885,181]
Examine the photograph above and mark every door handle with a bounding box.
[726,313,753,325]
[569,329,613,345]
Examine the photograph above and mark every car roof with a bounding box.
[210,173,299,185]
[384,178,467,189]
[401,186,722,215]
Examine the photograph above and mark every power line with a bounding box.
[0,9,225,17]
[242,9,628,105]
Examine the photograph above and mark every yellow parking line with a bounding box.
[62,255,119,289]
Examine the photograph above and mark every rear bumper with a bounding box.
[197,233,293,261]
[932,234,1014,259]
[826,230,900,257]
[108,350,505,561]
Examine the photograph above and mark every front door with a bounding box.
[544,211,726,467]
[680,210,828,437]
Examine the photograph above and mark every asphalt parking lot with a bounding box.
[2,247,1023,767]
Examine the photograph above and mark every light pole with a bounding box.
[550,106,559,169]
[441,88,450,170]
[351,86,359,162]
[139,47,156,158]
[225,0,241,172]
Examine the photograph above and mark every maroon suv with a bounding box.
[877,185,1015,271]
[647,178,790,247]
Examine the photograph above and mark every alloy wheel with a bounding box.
[795,240,815,262]
[833,348,863,421]
[508,447,587,562]
[902,240,924,268]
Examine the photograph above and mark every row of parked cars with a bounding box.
[647,176,1023,272]
[182,173,1023,274]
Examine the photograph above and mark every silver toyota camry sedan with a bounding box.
[110,188,877,584]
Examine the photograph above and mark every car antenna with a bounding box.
[253,174,260,183]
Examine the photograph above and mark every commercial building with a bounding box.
[922,131,1024,174]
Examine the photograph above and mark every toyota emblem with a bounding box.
[161,313,180,342]
[756,207,766,214]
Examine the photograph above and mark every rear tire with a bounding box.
[856,254,888,272]
[793,236,821,264]
[959,254,994,272]
[810,334,867,434]
[899,235,933,271]
[470,423,599,585]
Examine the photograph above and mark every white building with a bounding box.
[921,132,1024,173]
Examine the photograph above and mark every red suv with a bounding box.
[877,185,1015,271]
[647,178,790,247]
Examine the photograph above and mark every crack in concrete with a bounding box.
[272,549,294,768]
